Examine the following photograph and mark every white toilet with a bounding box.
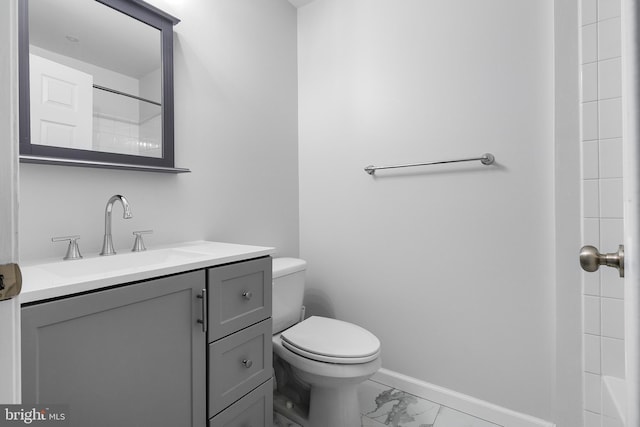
[272,258,382,427]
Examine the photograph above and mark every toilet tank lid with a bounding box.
[272,257,307,278]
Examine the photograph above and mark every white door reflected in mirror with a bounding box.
[29,54,93,150]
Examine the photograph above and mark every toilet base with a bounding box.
[274,383,362,427]
[307,383,361,427]
[272,329,382,427]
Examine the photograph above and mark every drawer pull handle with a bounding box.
[242,291,253,300]
[197,289,207,333]
[242,359,253,369]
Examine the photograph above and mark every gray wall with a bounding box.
[19,0,299,261]
[297,0,556,419]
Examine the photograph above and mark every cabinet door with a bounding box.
[22,271,206,427]
[207,257,272,342]
[209,379,273,427]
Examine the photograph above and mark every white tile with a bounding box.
[602,336,625,377]
[599,98,622,139]
[600,218,624,250]
[584,271,601,296]
[113,119,132,137]
[584,333,601,374]
[584,295,601,335]
[358,381,389,415]
[584,410,601,427]
[433,407,499,427]
[583,217,601,296]
[583,141,599,179]
[601,267,624,298]
[599,138,623,178]
[602,415,625,427]
[583,62,598,102]
[600,218,625,298]
[96,116,115,133]
[598,0,621,20]
[599,58,622,99]
[584,218,600,246]
[358,382,441,427]
[584,372,602,413]
[583,0,598,24]
[602,298,624,339]
[598,17,621,60]
[583,179,600,218]
[602,382,620,419]
[582,24,598,64]
[600,179,623,218]
[582,101,598,141]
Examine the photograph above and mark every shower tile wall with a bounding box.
[580,0,625,425]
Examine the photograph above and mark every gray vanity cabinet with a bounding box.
[21,256,274,427]
[21,270,207,427]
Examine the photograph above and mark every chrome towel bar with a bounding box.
[364,153,495,175]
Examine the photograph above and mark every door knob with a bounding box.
[580,245,624,278]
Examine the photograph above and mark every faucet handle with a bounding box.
[132,230,153,252]
[52,235,83,260]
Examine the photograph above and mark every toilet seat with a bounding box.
[280,316,381,364]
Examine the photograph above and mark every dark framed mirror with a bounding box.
[19,0,189,173]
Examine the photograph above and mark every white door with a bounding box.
[0,0,21,404]
[29,54,93,150]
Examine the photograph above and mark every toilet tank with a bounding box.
[272,257,307,334]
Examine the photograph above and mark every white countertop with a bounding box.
[20,241,275,304]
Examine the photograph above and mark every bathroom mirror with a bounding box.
[19,0,189,172]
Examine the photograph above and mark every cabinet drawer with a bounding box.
[209,319,273,416]
[209,379,273,427]
[207,257,272,341]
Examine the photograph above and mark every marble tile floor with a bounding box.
[358,379,502,427]
[274,379,502,427]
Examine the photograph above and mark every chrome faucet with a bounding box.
[100,195,133,256]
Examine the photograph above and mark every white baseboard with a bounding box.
[370,369,555,427]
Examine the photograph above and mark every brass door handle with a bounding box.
[0,263,22,301]
[580,245,624,278]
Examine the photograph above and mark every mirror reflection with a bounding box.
[28,0,163,158]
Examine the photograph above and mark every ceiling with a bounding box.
[29,0,161,78]
[288,0,316,9]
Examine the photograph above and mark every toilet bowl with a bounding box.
[272,258,382,427]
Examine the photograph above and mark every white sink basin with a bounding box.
[20,241,275,303]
